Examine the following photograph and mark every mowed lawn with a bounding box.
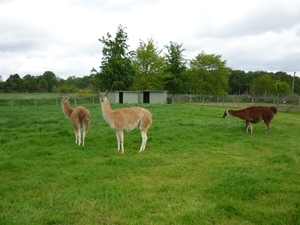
[0,101,300,225]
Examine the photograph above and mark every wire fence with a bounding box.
[169,94,300,112]
[0,96,99,107]
[1,94,299,112]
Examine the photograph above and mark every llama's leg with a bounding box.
[115,130,120,151]
[139,130,148,153]
[116,130,124,153]
[82,125,85,146]
[82,121,90,147]
[77,128,81,146]
[249,122,253,134]
[245,121,250,133]
[264,120,270,134]
[74,127,78,144]
[120,130,124,154]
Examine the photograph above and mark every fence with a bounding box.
[1,94,299,112]
[0,96,99,107]
[169,94,300,112]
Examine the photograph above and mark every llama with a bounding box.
[99,90,152,153]
[223,106,277,134]
[61,96,91,146]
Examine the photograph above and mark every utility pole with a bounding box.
[292,72,296,95]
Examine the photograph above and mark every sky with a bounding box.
[1,0,300,81]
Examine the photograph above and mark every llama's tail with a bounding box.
[270,107,277,114]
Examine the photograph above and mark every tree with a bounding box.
[275,80,291,95]
[23,74,37,92]
[4,74,23,92]
[43,71,58,92]
[0,75,3,92]
[228,70,248,94]
[251,74,276,96]
[93,25,135,90]
[164,41,187,94]
[187,51,230,95]
[132,38,167,90]
[37,78,48,92]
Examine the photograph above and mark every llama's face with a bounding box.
[99,91,107,103]
[223,109,229,119]
[61,96,69,103]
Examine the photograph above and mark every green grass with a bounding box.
[0,102,300,224]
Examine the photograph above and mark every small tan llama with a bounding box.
[99,90,152,153]
[61,96,91,146]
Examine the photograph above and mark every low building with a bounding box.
[107,90,168,104]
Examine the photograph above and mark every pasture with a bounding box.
[0,99,300,224]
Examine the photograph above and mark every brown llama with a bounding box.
[99,90,152,154]
[223,106,277,134]
[61,96,91,146]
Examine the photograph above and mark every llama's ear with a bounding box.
[105,90,108,95]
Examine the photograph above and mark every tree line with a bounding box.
[1,25,299,96]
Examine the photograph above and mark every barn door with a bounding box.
[143,92,150,103]
[119,92,123,103]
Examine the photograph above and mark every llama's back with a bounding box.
[111,107,152,132]
[71,106,91,127]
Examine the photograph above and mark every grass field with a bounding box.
[0,100,300,224]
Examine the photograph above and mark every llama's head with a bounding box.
[61,96,69,104]
[99,90,108,103]
[223,108,229,119]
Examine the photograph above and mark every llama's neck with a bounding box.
[229,109,246,120]
[101,99,113,122]
[62,101,74,118]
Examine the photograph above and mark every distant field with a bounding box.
[1,101,299,224]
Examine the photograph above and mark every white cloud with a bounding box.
[1,0,300,81]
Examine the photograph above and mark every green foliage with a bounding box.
[52,84,78,93]
[43,71,58,92]
[275,80,291,95]
[251,74,276,95]
[133,38,167,90]
[228,70,248,94]
[76,88,92,96]
[188,51,230,94]
[1,100,300,224]
[164,42,187,94]
[93,25,136,91]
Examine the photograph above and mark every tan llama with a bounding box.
[61,96,91,146]
[99,90,152,154]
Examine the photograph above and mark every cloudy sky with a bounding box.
[1,0,300,81]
